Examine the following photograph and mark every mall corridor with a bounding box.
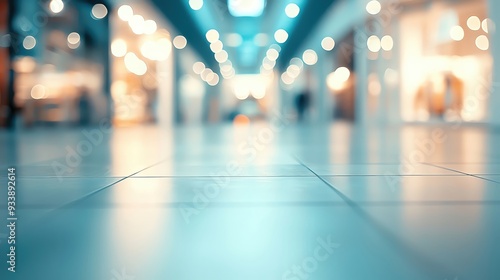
[1,0,500,279]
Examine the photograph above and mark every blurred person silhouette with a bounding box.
[78,86,91,125]
[295,90,310,122]
[295,72,312,122]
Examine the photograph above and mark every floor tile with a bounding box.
[429,163,500,175]
[306,163,461,176]
[135,163,313,177]
[324,175,500,203]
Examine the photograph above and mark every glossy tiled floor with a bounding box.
[1,122,500,279]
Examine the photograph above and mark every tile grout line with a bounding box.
[14,200,500,210]
[48,159,168,212]
[291,154,459,279]
[423,162,500,185]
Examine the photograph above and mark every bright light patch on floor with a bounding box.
[228,0,265,17]
[285,3,300,18]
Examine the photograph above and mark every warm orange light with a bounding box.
[233,114,250,126]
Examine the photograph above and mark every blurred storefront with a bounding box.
[110,3,175,126]
[397,0,493,123]
[287,0,498,125]
[2,0,111,127]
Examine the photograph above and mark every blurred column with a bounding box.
[354,26,369,124]
[157,55,174,125]
[377,15,401,125]
[314,50,333,123]
[173,54,182,124]
[488,0,500,125]
[201,83,209,122]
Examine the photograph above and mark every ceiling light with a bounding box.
[228,0,265,17]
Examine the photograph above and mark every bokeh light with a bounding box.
[91,4,107,19]
[302,49,318,65]
[23,36,36,50]
[274,29,289,44]
[366,0,381,15]
[285,4,300,18]
[118,5,133,21]
[173,35,187,49]
[111,39,127,57]
[321,37,335,51]
[367,35,381,52]
[450,25,464,41]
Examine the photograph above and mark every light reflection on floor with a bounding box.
[0,123,499,279]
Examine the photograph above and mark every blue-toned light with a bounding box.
[228,0,266,17]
